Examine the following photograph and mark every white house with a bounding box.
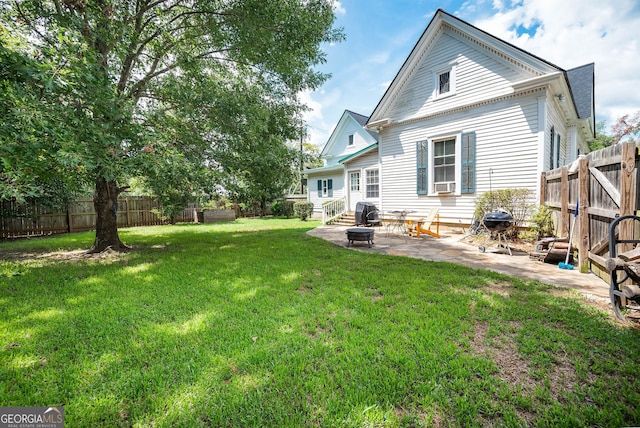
[361,9,594,226]
[305,110,380,215]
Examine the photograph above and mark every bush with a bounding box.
[293,201,314,221]
[529,204,556,241]
[474,188,532,238]
[271,200,295,218]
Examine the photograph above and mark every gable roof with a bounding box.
[338,142,378,164]
[345,110,379,141]
[320,109,378,157]
[367,8,594,132]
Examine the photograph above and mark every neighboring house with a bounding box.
[305,110,380,215]
[363,9,594,226]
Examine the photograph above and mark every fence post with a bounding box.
[67,204,73,233]
[539,171,546,206]
[578,156,589,273]
[125,197,131,227]
[619,141,637,256]
[560,167,569,237]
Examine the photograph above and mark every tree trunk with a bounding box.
[89,178,129,253]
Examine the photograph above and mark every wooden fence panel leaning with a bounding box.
[540,140,639,282]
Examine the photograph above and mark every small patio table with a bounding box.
[385,210,410,236]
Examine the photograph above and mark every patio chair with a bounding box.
[406,208,440,238]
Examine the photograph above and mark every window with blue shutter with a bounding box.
[317,180,322,197]
[461,132,476,194]
[549,126,555,169]
[556,133,561,168]
[416,141,428,194]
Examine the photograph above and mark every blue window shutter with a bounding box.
[416,141,428,194]
[549,126,555,169]
[317,180,322,197]
[461,132,476,194]
[556,133,561,168]
[328,179,333,197]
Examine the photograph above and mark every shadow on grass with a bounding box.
[1,219,639,426]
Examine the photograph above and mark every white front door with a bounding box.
[348,170,363,212]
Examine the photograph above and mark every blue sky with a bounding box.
[302,0,640,147]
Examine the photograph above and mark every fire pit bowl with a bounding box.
[346,227,375,248]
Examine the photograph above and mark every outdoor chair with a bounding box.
[406,208,440,238]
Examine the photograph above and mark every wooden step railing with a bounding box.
[322,197,346,225]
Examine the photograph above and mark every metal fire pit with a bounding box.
[479,211,514,255]
[346,227,375,248]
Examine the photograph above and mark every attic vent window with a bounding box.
[438,71,450,94]
[433,62,457,98]
[348,134,354,146]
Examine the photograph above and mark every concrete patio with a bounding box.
[307,224,611,301]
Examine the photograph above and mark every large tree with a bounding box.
[0,0,342,251]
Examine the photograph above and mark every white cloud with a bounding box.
[332,1,346,16]
[471,0,640,128]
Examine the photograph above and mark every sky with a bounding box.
[301,0,640,147]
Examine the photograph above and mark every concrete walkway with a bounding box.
[307,225,611,301]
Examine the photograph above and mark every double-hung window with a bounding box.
[416,132,475,195]
[365,169,379,198]
[434,138,456,185]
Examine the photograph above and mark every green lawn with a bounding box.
[1,218,639,427]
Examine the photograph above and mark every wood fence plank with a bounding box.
[578,156,590,272]
[589,166,621,207]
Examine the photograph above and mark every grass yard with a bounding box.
[1,218,639,427]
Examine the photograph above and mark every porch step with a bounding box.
[330,212,355,226]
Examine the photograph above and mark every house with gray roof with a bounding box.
[305,110,380,217]
[311,9,594,226]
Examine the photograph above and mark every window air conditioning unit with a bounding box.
[434,182,455,193]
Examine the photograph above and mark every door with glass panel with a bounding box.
[348,170,363,212]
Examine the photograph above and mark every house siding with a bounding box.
[367,10,593,226]
[379,93,540,224]
[322,117,378,166]
[393,27,530,122]
[343,151,381,208]
[307,172,344,214]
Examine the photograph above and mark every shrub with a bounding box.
[293,201,314,221]
[474,188,533,238]
[529,204,556,241]
[271,200,295,218]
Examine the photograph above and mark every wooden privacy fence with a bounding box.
[0,197,197,239]
[540,140,640,280]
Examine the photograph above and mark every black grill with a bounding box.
[483,211,514,232]
[355,202,381,227]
